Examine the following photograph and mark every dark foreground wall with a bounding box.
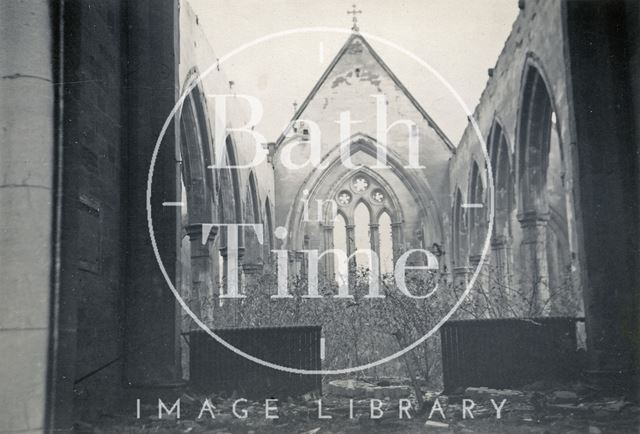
[47,0,182,428]
[565,0,639,395]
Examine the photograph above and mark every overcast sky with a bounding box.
[188,0,519,144]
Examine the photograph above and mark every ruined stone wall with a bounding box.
[55,0,128,422]
[38,0,278,426]
[449,0,582,316]
[564,0,639,386]
[272,34,453,274]
[180,0,275,268]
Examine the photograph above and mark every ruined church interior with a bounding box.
[0,0,638,432]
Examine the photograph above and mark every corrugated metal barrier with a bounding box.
[440,317,581,393]
[189,326,322,400]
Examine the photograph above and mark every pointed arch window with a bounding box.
[353,201,372,270]
[453,188,468,266]
[333,213,348,284]
[328,172,400,280]
[378,211,393,275]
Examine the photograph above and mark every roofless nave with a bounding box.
[0,1,637,431]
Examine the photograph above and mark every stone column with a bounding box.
[468,254,488,288]
[345,224,356,273]
[517,211,550,314]
[452,266,472,290]
[219,245,246,296]
[322,223,334,278]
[391,222,403,263]
[491,235,512,309]
[491,235,511,288]
[185,224,217,325]
[346,224,356,255]
[369,222,380,255]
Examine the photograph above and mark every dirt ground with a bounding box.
[82,384,639,434]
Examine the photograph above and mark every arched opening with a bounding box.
[468,161,486,261]
[263,197,274,266]
[178,87,215,321]
[333,212,348,284]
[241,172,263,287]
[353,201,372,271]
[243,172,263,276]
[545,114,573,313]
[288,136,441,268]
[378,211,394,275]
[214,136,244,295]
[488,121,513,293]
[489,122,513,241]
[176,84,217,380]
[452,188,469,286]
[516,63,573,314]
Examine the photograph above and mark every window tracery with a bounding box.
[329,172,398,280]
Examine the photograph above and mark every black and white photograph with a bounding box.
[0,0,638,432]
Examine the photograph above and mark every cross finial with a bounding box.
[347,4,362,32]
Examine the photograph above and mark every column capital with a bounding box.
[517,210,550,225]
[468,254,488,267]
[185,223,217,242]
[491,234,510,247]
[219,246,245,259]
[452,265,472,275]
[242,262,264,275]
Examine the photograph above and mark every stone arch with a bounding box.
[468,161,486,260]
[214,136,245,294]
[353,196,374,224]
[263,196,274,265]
[177,78,216,320]
[517,62,555,215]
[487,119,514,289]
[179,80,214,224]
[216,136,244,243]
[321,166,405,226]
[488,120,513,240]
[247,172,261,222]
[218,136,243,222]
[375,205,395,222]
[318,162,408,271]
[284,134,444,281]
[288,134,439,251]
[352,200,373,270]
[515,60,573,313]
[242,171,264,282]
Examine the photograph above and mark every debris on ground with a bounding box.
[80,381,639,433]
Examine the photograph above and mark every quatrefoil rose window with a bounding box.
[337,175,389,209]
[371,189,385,203]
[337,190,352,206]
[352,176,369,192]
